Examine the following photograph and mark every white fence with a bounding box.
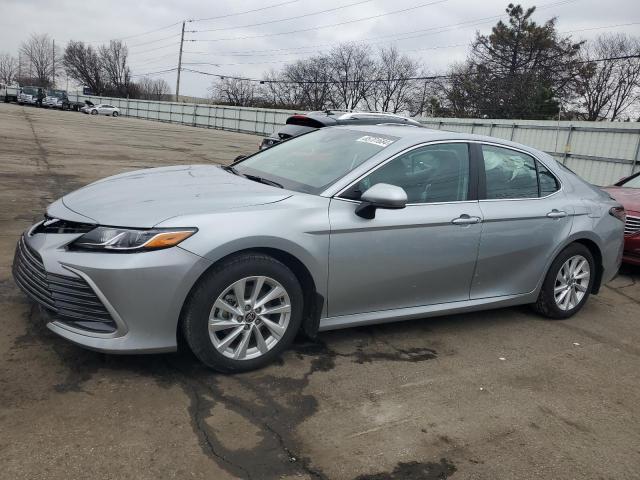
[73,93,640,186]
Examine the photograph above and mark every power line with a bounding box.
[176,18,636,62]
[185,0,578,54]
[130,68,178,78]
[176,43,468,64]
[190,0,302,23]
[181,54,640,85]
[87,21,183,44]
[128,42,181,56]
[193,0,373,33]
[561,21,640,34]
[189,0,450,42]
[128,33,182,49]
[182,42,467,60]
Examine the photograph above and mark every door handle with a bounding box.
[452,214,481,225]
[546,209,568,219]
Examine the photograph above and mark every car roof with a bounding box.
[337,124,547,157]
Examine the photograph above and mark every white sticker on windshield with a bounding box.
[356,135,394,148]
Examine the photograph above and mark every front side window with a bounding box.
[342,143,470,204]
[235,128,398,194]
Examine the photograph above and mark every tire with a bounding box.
[112,111,118,117]
[533,243,595,319]
[182,252,304,372]
[91,109,98,115]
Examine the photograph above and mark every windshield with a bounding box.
[235,128,398,194]
[22,87,37,95]
[621,174,640,188]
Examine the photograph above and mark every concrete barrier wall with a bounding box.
[73,93,640,186]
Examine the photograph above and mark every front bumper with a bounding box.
[622,234,640,266]
[12,228,212,353]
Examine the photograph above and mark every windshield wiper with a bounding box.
[243,174,284,189]
[222,165,283,188]
[222,165,240,175]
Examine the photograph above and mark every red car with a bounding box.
[602,171,640,266]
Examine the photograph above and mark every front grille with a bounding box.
[12,236,117,333]
[625,215,640,236]
[31,217,95,235]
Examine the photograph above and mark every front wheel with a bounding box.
[182,253,304,372]
[533,243,595,319]
[112,111,119,117]
[91,109,98,115]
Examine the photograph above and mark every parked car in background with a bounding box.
[80,100,95,114]
[17,86,44,106]
[12,126,625,372]
[43,89,85,111]
[87,104,120,116]
[259,111,423,150]
[602,171,640,265]
[1,83,19,103]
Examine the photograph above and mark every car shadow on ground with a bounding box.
[7,263,638,480]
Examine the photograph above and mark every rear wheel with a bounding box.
[182,253,303,372]
[533,243,595,319]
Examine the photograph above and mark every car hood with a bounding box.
[52,165,292,228]
[601,186,640,214]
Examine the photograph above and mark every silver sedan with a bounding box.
[87,104,120,116]
[12,126,625,371]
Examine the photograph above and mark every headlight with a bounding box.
[71,227,197,252]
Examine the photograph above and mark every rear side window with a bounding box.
[482,145,559,199]
[537,161,560,196]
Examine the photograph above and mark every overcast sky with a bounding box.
[2,0,639,97]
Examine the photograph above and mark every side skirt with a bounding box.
[318,292,537,331]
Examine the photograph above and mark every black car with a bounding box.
[258,110,423,150]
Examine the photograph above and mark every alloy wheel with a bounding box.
[208,276,291,360]
[554,254,590,311]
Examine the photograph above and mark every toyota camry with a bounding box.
[12,126,625,372]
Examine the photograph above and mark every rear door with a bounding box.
[328,142,483,317]
[471,143,573,299]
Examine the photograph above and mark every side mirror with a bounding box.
[355,183,408,219]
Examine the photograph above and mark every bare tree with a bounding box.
[575,34,640,120]
[210,76,256,106]
[137,77,172,100]
[99,40,131,96]
[365,46,419,113]
[20,33,57,87]
[261,69,300,108]
[63,41,105,94]
[0,53,19,85]
[284,56,334,110]
[328,43,375,110]
[406,74,444,117]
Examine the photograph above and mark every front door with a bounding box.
[328,142,482,317]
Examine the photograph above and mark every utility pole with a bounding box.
[175,21,185,102]
[52,39,55,88]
